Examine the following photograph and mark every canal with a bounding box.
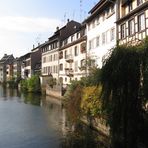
[0,86,108,148]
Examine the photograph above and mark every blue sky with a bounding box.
[0,0,98,57]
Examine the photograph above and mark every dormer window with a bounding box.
[102,12,106,21]
[106,8,110,17]
[129,2,133,12]
[137,0,143,6]
[71,35,74,42]
[110,4,115,13]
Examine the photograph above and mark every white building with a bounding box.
[59,24,87,85]
[20,52,31,79]
[85,0,116,68]
[41,20,82,86]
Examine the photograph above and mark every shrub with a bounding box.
[20,75,41,93]
[81,86,102,117]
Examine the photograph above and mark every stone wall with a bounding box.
[46,84,62,99]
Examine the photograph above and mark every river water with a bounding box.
[0,86,108,148]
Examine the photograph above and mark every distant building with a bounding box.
[0,54,14,83]
[117,0,148,45]
[84,0,116,68]
[20,45,41,79]
[20,52,31,79]
[13,57,21,81]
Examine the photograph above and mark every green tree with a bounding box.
[101,39,148,148]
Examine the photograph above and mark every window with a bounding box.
[64,39,68,46]
[96,36,100,47]
[92,20,95,28]
[74,46,78,56]
[59,64,63,71]
[121,23,126,39]
[121,7,126,17]
[138,13,145,31]
[65,50,67,59]
[74,61,78,72]
[137,0,143,6]
[48,66,50,74]
[88,23,91,30]
[71,35,74,42]
[59,51,63,59]
[110,4,115,13]
[129,3,133,12]
[43,57,46,63]
[50,55,52,61]
[102,33,106,45]
[76,33,79,39]
[110,28,115,41]
[102,12,105,21]
[96,17,100,25]
[128,19,135,36]
[89,39,94,50]
[106,8,110,17]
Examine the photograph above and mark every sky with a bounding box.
[0,0,98,58]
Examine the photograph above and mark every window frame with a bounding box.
[128,18,135,36]
[138,13,145,32]
[121,23,126,39]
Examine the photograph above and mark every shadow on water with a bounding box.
[44,96,109,148]
[0,85,21,98]
[22,92,41,106]
[60,123,109,148]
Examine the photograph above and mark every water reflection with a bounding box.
[60,123,108,148]
[44,96,109,148]
[22,93,41,106]
[0,86,109,148]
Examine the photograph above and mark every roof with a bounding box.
[84,0,115,23]
[19,52,31,60]
[0,54,14,64]
[88,0,104,14]
[41,20,81,49]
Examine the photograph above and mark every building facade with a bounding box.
[13,58,21,81]
[59,24,87,85]
[41,20,82,85]
[20,45,41,79]
[0,54,14,83]
[117,0,148,45]
[85,0,116,68]
[20,52,31,79]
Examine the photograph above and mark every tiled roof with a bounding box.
[0,54,13,63]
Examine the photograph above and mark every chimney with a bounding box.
[56,26,59,31]
[67,19,70,23]
[38,43,40,46]
[33,44,35,49]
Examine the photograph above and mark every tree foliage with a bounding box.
[81,86,102,117]
[101,38,148,148]
[64,80,83,123]
[20,75,41,93]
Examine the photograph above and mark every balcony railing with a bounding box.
[65,68,74,77]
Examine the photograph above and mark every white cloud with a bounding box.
[0,16,62,57]
[0,16,61,32]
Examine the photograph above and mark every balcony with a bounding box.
[65,54,73,63]
[80,42,86,53]
[65,68,74,77]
